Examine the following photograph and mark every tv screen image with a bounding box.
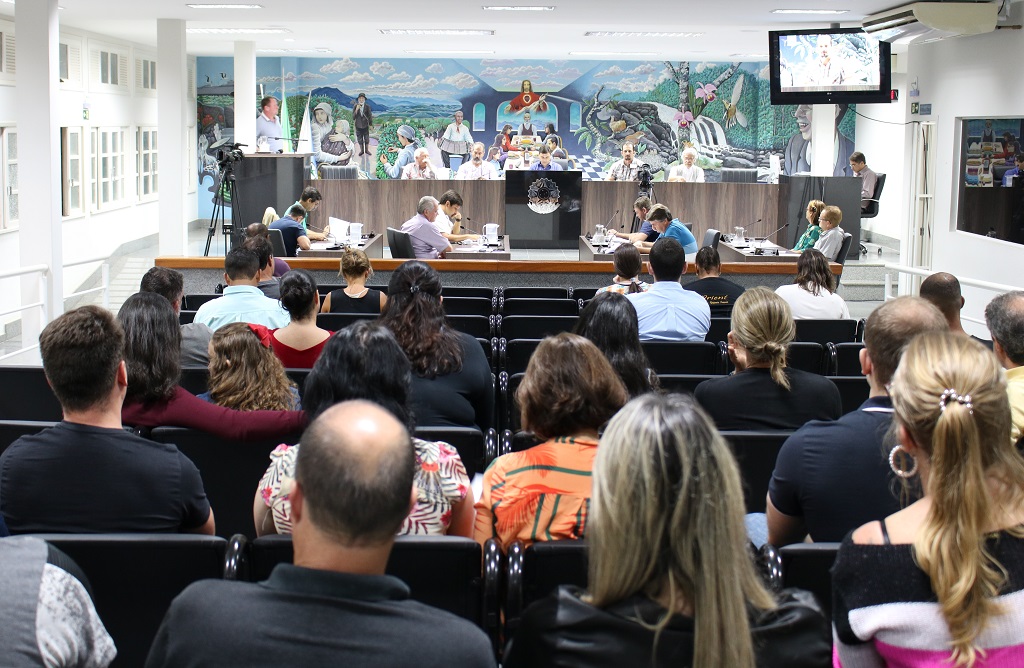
[769,28,892,105]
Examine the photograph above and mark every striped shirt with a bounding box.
[473,437,596,549]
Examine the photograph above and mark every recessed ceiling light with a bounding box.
[259,48,333,53]
[585,31,702,38]
[771,8,849,14]
[381,29,494,36]
[404,50,494,55]
[186,3,263,7]
[482,5,555,10]
[187,27,290,34]
[569,51,659,57]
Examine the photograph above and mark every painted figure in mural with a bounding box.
[380,125,419,179]
[256,96,283,153]
[352,93,374,156]
[505,79,549,115]
[321,120,355,166]
[783,104,854,177]
[982,119,996,143]
[402,147,438,180]
[519,112,536,137]
[668,147,706,183]
[438,110,473,169]
[311,102,352,166]
[606,143,645,182]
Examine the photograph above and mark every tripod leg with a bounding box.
[204,193,222,256]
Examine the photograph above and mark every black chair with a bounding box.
[720,167,757,183]
[387,227,416,259]
[30,534,227,668]
[702,228,722,250]
[860,172,886,219]
[571,287,600,302]
[501,298,578,317]
[720,431,793,513]
[0,419,57,456]
[414,426,498,478]
[499,315,578,340]
[656,374,719,395]
[285,368,312,398]
[183,294,220,310]
[498,372,525,433]
[442,286,495,299]
[179,310,198,325]
[443,296,495,317]
[705,317,731,345]
[828,376,871,415]
[0,366,63,421]
[268,228,288,258]
[502,429,544,454]
[448,314,494,338]
[834,233,854,286]
[316,312,377,330]
[834,342,866,376]
[148,427,304,539]
[179,366,210,396]
[780,542,842,624]
[505,539,588,638]
[477,337,498,373]
[501,338,541,376]
[786,342,832,375]
[641,341,726,375]
[502,287,569,300]
[793,319,858,346]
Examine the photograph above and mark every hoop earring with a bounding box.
[889,445,918,479]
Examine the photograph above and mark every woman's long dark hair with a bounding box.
[794,249,836,296]
[612,244,644,294]
[379,261,463,379]
[118,292,181,402]
[573,292,658,397]
[279,269,319,321]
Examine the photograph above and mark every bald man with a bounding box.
[919,271,993,349]
[147,401,494,667]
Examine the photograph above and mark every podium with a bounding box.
[232,153,311,226]
[504,170,583,249]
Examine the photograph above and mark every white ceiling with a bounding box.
[0,0,938,60]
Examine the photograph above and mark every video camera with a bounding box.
[637,163,654,190]
[216,143,246,170]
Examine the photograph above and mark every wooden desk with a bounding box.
[297,233,385,259]
[718,240,800,263]
[447,236,512,261]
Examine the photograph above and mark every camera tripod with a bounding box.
[203,162,244,257]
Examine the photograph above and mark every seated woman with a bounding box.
[474,333,628,549]
[255,321,473,538]
[792,199,825,252]
[833,332,1024,667]
[266,269,332,369]
[695,287,842,431]
[775,249,851,319]
[118,292,305,440]
[200,322,299,410]
[486,146,503,174]
[503,393,831,667]
[574,292,658,397]
[380,261,493,431]
[322,248,386,315]
[598,243,649,294]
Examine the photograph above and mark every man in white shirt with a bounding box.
[432,190,480,244]
[255,96,283,153]
[455,143,498,180]
[605,142,644,182]
[400,196,453,259]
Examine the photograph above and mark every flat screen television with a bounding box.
[769,27,892,105]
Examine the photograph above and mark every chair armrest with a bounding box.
[504,539,526,638]
[483,537,503,656]
[485,428,498,470]
[223,533,249,581]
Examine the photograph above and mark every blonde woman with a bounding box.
[201,322,299,411]
[322,247,387,314]
[503,393,831,667]
[792,199,825,251]
[834,332,1024,667]
[695,287,841,430]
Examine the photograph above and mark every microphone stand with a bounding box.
[758,223,790,249]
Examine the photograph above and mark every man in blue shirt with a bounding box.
[194,247,291,330]
[634,204,699,261]
[269,205,311,257]
[613,196,657,244]
[1003,153,1023,187]
[627,237,710,342]
[529,144,563,171]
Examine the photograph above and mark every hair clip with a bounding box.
[247,323,274,348]
[409,285,421,294]
[939,388,973,414]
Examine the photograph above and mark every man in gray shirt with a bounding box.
[139,266,213,367]
[242,236,281,299]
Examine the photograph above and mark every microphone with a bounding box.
[460,216,479,235]
[758,222,790,248]
[748,218,765,239]
[606,209,621,229]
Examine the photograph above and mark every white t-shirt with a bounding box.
[434,211,454,235]
[775,283,851,320]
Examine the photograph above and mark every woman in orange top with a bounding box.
[474,333,628,549]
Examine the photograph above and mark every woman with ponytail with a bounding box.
[599,243,649,294]
[833,331,1024,667]
[695,287,841,430]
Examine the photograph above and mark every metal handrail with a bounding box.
[883,263,1022,327]
[0,263,49,280]
[0,264,49,363]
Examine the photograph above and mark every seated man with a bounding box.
[139,266,213,367]
[766,297,946,546]
[920,271,993,348]
[145,401,494,667]
[683,246,745,317]
[455,142,498,180]
[245,222,290,277]
[402,147,438,180]
[242,236,281,299]
[627,237,710,342]
[529,144,563,172]
[401,196,453,259]
[194,247,291,330]
[613,196,656,244]
[848,151,878,211]
[985,290,1024,443]
[269,204,311,258]
[605,142,644,182]
[0,306,214,535]
[634,204,699,261]
[432,190,479,244]
[286,186,328,241]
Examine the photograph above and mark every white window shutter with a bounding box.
[118,54,128,91]
[5,34,15,75]
[135,57,143,90]
[68,44,82,84]
[90,49,100,86]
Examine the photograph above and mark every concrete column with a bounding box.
[157,19,188,255]
[17,0,62,340]
[234,42,256,153]
[810,103,837,176]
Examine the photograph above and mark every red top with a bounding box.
[270,330,332,369]
[122,386,306,441]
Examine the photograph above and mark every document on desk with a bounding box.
[328,217,351,238]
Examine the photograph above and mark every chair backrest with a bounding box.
[828,376,871,415]
[656,373,720,395]
[553,158,570,171]
[179,366,210,396]
[701,228,722,250]
[0,366,63,421]
[387,227,417,259]
[571,287,600,302]
[318,164,359,180]
[414,426,491,477]
[447,314,494,338]
[705,317,731,345]
[268,229,288,258]
[786,342,829,375]
[720,167,757,183]
[442,296,494,317]
[501,297,578,317]
[793,319,858,346]
[179,310,197,325]
[499,372,526,433]
[834,342,866,376]
[148,427,303,539]
[499,315,578,340]
[316,312,377,331]
[183,294,220,311]
[285,368,312,398]
[641,340,725,375]
[720,431,792,513]
[29,533,226,668]
[505,539,588,638]
[442,286,496,299]
[502,287,570,300]
[502,338,542,376]
[0,419,58,457]
[780,542,842,624]
[860,172,886,219]
[449,154,464,171]
[835,233,854,267]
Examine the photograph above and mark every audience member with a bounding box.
[613,196,656,244]
[455,142,498,180]
[775,249,850,319]
[401,196,453,259]
[0,536,116,666]
[322,247,387,314]
[598,243,649,294]
[242,235,281,299]
[627,238,710,342]
[634,204,699,260]
[119,292,305,440]
[0,305,214,534]
[833,332,1024,667]
[695,287,841,430]
[683,246,746,317]
[380,261,493,431]
[920,271,993,348]
[849,151,878,211]
[268,204,311,258]
[147,401,493,667]
[574,292,658,397]
[791,199,825,252]
[266,269,332,369]
[193,247,290,330]
[200,322,299,411]
[432,190,479,244]
[811,205,846,261]
[255,322,473,538]
[503,393,830,667]
[666,146,705,183]
[985,290,1024,443]
[139,265,213,367]
[475,333,627,549]
[765,297,947,546]
[401,147,438,180]
[245,221,290,277]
